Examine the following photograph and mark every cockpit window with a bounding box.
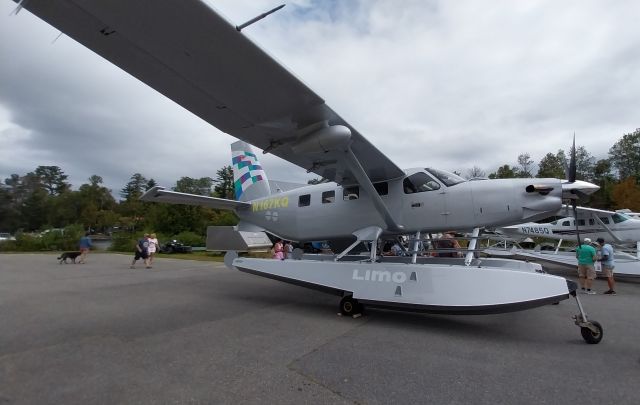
[425,168,466,187]
[403,172,441,194]
[612,213,629,224]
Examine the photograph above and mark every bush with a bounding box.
[109,232,137,252]
[0,224,85,252]
[169,231,204,247]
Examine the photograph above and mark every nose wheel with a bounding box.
[571,291,604,344]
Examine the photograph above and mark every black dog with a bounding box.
[58,251,81,264]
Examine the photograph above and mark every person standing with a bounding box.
[576,237,597,294]
[272,239,284,260]
[283,241,293,259]
[131,234,150,269]
[597,237,616,295]
[78,232,93,264]
[147,233,159,267]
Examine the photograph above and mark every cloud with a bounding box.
[1,0,638,195]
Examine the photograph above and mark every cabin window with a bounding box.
[373,182,388,196]
[589,218,595,225]
[403,172,441,194]
[298,194,311,207]
[322,190,335,204]
[561,220,571,227]
[612,213,628,224]
[577,219,585,226]
[599,217,610,224]
[343,186,359,200]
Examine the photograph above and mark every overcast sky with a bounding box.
[1,0,638,196]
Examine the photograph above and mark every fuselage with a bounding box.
[238,168,565,241]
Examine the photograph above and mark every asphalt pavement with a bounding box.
[0,253,638,404]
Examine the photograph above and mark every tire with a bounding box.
[581,320,603,344]
[339,296,361,316]
[165,246,173,254]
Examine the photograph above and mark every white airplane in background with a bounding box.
[497,206,640,247]
[11,0,604,343]
[489,206,640,277]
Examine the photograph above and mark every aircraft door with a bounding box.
[402,172,447,230]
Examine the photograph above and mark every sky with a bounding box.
[1,0,638,196]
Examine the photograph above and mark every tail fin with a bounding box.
[231,141,270,202]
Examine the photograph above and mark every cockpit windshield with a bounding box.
[612,213,630,224]
[425,168,466,187]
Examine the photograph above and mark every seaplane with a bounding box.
[12,0,604,343]
[489,206,640,277]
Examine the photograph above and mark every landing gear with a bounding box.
[578,319,603,344]
[571,291,604,344]
[339,295,363,317]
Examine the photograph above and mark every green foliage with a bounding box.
[169,231,205,246]
[214,166,234,199]
[537,151,566,178]
[488,164,517,179]
[0,224,85,252]
[109,232,137,252]
[609,128,640,180]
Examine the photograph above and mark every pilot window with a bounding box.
[298,194,311,207]
[343,186,359,200]
[599,217,610,224]
[577,219,585,226]
[322,190,335,204]
[373,182,388,196]
[561,220,571,226]
[612,213,628,224]
[403,172,441,194]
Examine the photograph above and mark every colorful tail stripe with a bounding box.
[232,150,267,199]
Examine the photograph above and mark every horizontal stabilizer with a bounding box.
[140,186,251,211]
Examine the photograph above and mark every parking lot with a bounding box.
[1,253,639,404]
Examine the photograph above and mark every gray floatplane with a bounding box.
[13,0,603,343]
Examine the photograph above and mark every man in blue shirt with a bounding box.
[78,232,93,264]
[131,234,150,269]
[597,237,616,295]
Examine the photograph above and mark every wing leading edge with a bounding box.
[17,0,405,185]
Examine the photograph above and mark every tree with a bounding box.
[174,177,213,195]
[537,151,566,178]
[611,177,640,211]
[120,173,148,201]
[575,146,595,181]
[589,159,615,209]
[214,165,235,199]
[488,165,517,179]
[609,128,640,181]
[465,166,486,179]
[516,153,534,178]
[35,166,71,195]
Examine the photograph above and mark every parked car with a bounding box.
[160,240,192,253]
[0,232,16,242]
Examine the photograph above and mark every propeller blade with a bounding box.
[568,134,577,183]
[572,199,581,246]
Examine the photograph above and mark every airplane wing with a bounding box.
[140,186,251,211]
[16,0,405,185]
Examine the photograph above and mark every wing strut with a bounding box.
[591,214,624,245]
[343,147,404,232]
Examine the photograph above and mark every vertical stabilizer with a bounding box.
[231,141,270,202]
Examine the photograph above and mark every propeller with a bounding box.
[568,136,582,246]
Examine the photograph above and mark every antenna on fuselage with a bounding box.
[236,4,285,32]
